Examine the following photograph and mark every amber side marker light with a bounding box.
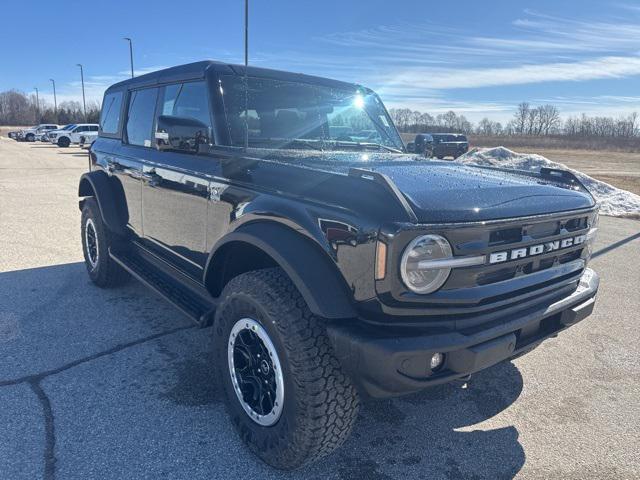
[375,241,387,280]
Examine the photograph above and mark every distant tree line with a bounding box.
[389,108,474,134]
[389,103,639,138]
[3,87,638,140]
[0,89,100,126]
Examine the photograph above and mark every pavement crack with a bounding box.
[0,325,196,388]
[28,380,56,480]
[1,324,197,480]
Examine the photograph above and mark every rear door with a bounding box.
[109,87,160,236]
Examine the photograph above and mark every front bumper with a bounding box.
[328,268,599,398]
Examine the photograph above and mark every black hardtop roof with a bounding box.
[430,133,467,137]
[105,60,365,93]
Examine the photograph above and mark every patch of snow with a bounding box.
[458,147,640,218]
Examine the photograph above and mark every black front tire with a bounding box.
[57,136,70,147]
[26,133,35,142]
[213,268,360,470]
[80,198,130,288]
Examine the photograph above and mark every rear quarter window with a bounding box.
[100,92,124,135]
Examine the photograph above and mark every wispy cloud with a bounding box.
[383,56,640,91]
[282,7,640,120]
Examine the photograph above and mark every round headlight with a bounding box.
[400,234,452,294]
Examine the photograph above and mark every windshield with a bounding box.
[64,124,76,130]
[221,75,404,153]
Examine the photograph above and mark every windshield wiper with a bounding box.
[249,137,324,151]
[331,141,403,153]
[283,138,324,151]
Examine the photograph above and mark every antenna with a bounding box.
[244,0,249,67]
[243,0,249,150]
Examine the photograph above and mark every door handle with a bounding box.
[106,158,122,173]
[140,169,161,186]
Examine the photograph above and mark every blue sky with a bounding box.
[2,0,639,122]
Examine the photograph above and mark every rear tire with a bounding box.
[81,198,130,288]
[213,268,360,470]
[25,133,35,142]
[57,136,70,147]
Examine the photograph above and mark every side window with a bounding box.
[161,82,211,126]
[126,88,158,147]
[155,81,212,152]
[100,91,123,134]
[90,125,99,132]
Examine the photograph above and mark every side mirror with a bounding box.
[406,142,416,153]
[155,115,210,153]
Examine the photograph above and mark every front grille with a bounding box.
[392,208,597,314]
[443,211,592,291]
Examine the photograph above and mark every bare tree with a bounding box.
[514,102,530,134]
[538,105,561,135]
[476,118,503,136]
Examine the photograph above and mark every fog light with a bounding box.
[430,352,444,371]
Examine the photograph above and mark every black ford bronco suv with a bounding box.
[79,61,599,470]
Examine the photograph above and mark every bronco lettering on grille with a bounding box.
[489,234,586,264]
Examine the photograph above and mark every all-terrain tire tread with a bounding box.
[216,267,359,469]
[81,198,130,288]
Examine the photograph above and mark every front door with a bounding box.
[140,81,214,278]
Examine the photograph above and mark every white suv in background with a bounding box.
[20,124,59,142]
[49,123,99,147]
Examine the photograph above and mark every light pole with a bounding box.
[34,87,40,123]
[49,78,57,122]
[124,37,134,78]
[77,63,87,121]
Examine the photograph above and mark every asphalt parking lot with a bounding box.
[1,137,639,480]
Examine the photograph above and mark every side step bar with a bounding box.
[110,250,216,327]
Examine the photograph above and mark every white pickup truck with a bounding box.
[48,123,99,147]
[19,124,59,142]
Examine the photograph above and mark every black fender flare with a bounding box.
[78,171,127,236]
[205,222,357,320]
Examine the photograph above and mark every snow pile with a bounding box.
[458,147,640,218]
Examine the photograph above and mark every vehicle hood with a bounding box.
[256,150,595,222]
[360,161,594,222]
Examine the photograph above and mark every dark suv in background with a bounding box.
[78,60,599,470]
[408,132,469,159]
